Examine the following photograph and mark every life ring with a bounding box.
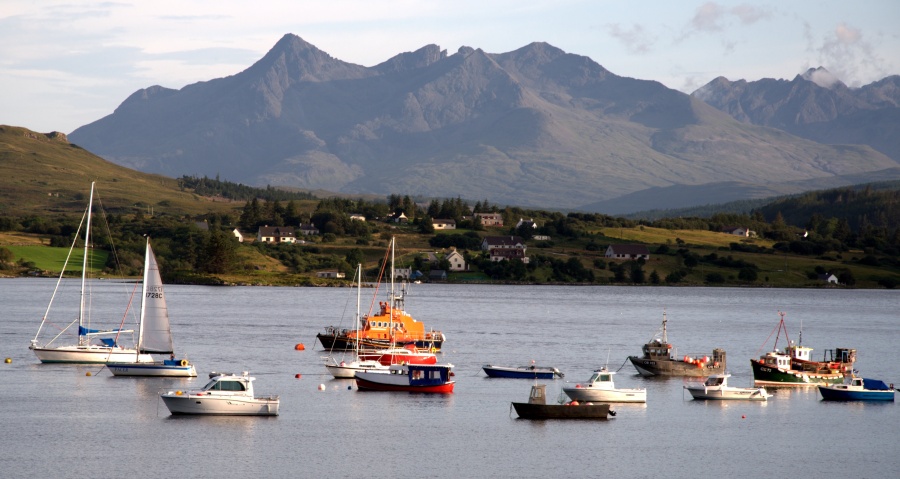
[179,359,189,367]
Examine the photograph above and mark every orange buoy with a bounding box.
[683,356,689,362]
[295,343,305,350]
[570,400,579,406]
[295,373,302,379]
[85,372,92,376]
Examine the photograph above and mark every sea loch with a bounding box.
[1,278,897,478]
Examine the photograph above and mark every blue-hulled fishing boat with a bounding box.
[483,364,563,379]
[818,374,895,401]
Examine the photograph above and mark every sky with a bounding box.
[1,0,898,134]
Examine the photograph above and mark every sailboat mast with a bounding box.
[389,237,395,332]
[136,238,150,359]
[78,182,94,346]
[355,263,361,356]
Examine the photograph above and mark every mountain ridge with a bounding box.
[69,34,897,211]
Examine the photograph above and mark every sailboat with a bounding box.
[324,263,389,379]
[107,238,197,377]
[30,182,152,364]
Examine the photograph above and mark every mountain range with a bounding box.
[69,34,898,213]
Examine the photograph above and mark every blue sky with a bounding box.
[1,0,897,134]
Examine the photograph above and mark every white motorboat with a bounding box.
[684,373,771,401]
[29,182,152,364]
[107,239,196,377]
[160,372,280,415]
[563,367,647,403]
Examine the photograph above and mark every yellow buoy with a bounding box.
[4,357,11,363]
[86,371,92,376]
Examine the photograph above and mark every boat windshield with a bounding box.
[705,377,724,386]
[204,379,247,391]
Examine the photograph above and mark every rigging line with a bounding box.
[754,312,786,357]
[614,357,629,373]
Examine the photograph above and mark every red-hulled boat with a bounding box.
[357,343,437,366]
[354,363,455,393]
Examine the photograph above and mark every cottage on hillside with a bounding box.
[257,226,297,244]
[604,244,650,260]
[433,219,456,230]
[446,248,466,271]
[481,236,529,264]
[475,212,504,227]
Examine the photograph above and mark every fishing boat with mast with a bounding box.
[316,241,445,352]
[107,238,196,377]
[324,264,389,379]
[750,312,855,387]
[29,182,152,364]
[627,310,726,377]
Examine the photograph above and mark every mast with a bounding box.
[355,263,361,357]
[78,182,94,346]
[389,237,395,340]
[136,238,150,359]
[661,310,668,344]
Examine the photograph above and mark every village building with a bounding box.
[604,244,651,260]
[257,226,297,244]
[433,219,456,230]
[481,236,529,264]
[475,212,504,227]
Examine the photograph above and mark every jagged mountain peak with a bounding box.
[374,44,447,74]
[798,67,845,90]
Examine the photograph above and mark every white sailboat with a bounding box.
[324,263,388,379]
[30,182,152,364]
[107,238,197,377]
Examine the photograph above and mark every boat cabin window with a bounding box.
[599,374,611,382]
[207,380,246,391]
[705,377,724,386]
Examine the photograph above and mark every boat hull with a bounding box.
[629,356,725,377]
[818,386,895,401]
[317,333,443,352]
[160,394,280,415]
[684,386,769,401]
[563,387,646,403]
[325,360,389,379]
[483,366,562,379]
[355,374,454,393]
[31,345,153,364]
[108,362,197,377]
[750,359,844,387]
[512,402,612,419]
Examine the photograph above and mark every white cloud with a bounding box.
[606,24,656,54]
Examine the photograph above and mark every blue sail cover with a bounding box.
[862,378,892,391]
[78,326,124,336]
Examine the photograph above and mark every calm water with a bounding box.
[1,278,898,478]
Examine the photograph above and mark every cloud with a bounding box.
[605,23,656,54]
[680,2,772,40]
[809,22,886,87]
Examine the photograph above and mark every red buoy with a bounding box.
[295,343,305,350]
[295,374,302,379]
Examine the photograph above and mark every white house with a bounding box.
[818,273,839,284]
[722,226,754,237]
[446,248,466,271]
[604,244,650,260]
[316,271,346,279]
[299,223,319,236]
[349,214,366,221]
[433,219,456,230]
[232,228,245,242]
[257,226,297,244]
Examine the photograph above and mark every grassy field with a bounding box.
[6,245,108,273]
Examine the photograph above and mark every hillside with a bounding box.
[0,125,242,216]
[68,34,896,211]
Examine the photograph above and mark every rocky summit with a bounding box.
[69,34,897,212]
